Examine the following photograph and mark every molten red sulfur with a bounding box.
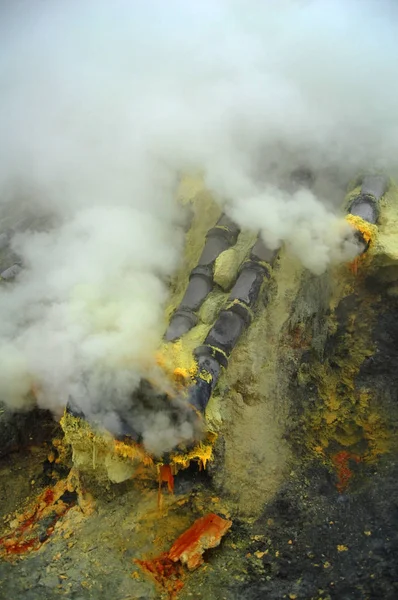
[136,512,232,597]
[168,513,232,570]
[159,465,174,494]
[157,464,175,508]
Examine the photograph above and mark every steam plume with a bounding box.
[0,0,397,452]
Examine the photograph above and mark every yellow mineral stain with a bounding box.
[170,435,217,471]
[345,214,377,247]
[300,183,398,483]
[114,440,154,467]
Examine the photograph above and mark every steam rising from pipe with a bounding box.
[0,0,397,452]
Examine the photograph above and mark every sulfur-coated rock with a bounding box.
[213,247,240,291]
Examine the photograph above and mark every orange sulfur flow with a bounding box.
[136,513,232,597]
[158,464,175,508]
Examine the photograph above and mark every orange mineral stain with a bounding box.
[136,554,184,600]
[168,513,232,571]
[159,465,175,494]
[350,256,359,276]
[0,482,75,558]
[136,513,232,597]
[158,464,175,508]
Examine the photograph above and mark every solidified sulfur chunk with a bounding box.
[168,513,232,570]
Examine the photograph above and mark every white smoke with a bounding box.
[0,0,397,449]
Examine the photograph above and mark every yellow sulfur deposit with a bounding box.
[170,434,217,471]
[300,182,398,470]
[156,339,198,389]
[345,213,378,246]
[60,175,398,516]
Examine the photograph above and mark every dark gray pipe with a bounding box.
[188,238,278,413]
[348,173,389,224]
[0,263,22,281]
[347,173,389,255]
[203,238,276,357]
[165,214,240,341]
[361,174,388,200]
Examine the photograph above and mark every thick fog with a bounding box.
[0,0,396,453]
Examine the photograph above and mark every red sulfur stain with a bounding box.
[42,489,55,504]
[332,451,361,492]
[0,484,74,557]
[3,538,37,555]
[158,464,174,508]
[136,553,184,599]
[159,465,174,494]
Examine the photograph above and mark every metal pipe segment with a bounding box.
[348,173,389,225]
[165,214,240,341]
[188,237,278,413]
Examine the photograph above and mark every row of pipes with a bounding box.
[59,172,389,444]
[178,173,389,415]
